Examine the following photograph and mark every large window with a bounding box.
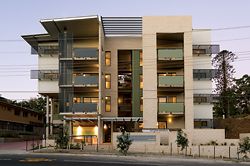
[140,75,143,89]
[158,96,177,103]
[140,51,143,66]
[105,51,111,66]
[105,96,111,112]
[105,74,111,89]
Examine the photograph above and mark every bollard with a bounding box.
[170,143,172,156]
[214,146,215,159]
[198,145,200,157]
[229,146,231,159]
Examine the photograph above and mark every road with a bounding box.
[0,153,248,166]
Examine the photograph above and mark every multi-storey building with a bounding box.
[22,15,219,144]
[0,97,44,139]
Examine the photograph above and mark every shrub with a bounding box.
[238,137,250,159]
[176,130,189,151]
[117,127,132,156]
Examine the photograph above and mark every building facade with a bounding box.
[0,97,44,138]
[22,15,219,144]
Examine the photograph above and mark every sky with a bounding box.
[0,0,250,100]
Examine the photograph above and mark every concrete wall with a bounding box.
[192,30,213,122]
[194,104,213,119]
[113,132,161,153]
[142,16,193,130]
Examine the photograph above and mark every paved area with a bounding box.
[0,140,41,154]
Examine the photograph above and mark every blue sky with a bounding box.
[0,0,250,100]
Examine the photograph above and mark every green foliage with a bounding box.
[212,50,237,118]
[55,127,69,149]
[176,130,189,151]
[116,127,132,155]
[238,137,250,158]
[234,75,250,115]
[70,143,81,149]
[11,95,46,113]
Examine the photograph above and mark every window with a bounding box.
[105,96,111,112]
[105,51,111,66]
[91,98,99,103]
[73,97,81,103]
[140,51,143,66]
[158,96,177,103]
[140,75,143,89]
[23,112,28,117]
[167,96,177,103]
[14,110,20,116]
[140,97,143,112]
[105,74,111,89]
[83,98,91,103]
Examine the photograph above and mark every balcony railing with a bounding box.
[37,46,59,55]
[73,75,98,87]
[158,49,183,60]
[158,76,184,87]
[158,103,184,114]
[30,70,59,80]
[194,94,219,103]
[193,45,220,55]
[118,104,132,111]
[193,69,219,80]
[72,103,98,113]
[73,48,98,60]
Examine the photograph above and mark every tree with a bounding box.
[176,130,189,151]
[238,137,250,159]
[12,96,46,113]
[116,127,132,155]
[212,50,237,118]
[234,75,250,115]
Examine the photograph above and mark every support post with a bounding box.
[46,96,49,139]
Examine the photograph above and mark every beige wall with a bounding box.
[102,37,142,117]
[0,104,43,124]
[142,16,193,129]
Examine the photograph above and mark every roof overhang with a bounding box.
[40,15,99,38]
[21,33,56,52]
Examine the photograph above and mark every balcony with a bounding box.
[73,75,98,87]
[158,103,184,114]
[37,46,59,56]
[73,48,98,60]
[158,76,184,87]
[193,45,220,56]
[158,49,183,60]
[72,103,98,113]
[30,70,59,80]
[193,69,219,80]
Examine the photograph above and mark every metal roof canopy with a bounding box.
[40,15,99,38]
[21,34,56,53]
[102,17,142,37]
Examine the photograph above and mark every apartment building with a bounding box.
[22,15,219,144]
[0,97,44,138]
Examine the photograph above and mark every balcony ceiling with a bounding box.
[40,15,99,38]
[157,33,183,41]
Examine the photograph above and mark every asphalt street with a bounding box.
[0,153,248,166]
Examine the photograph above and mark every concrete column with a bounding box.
[46,96,49,139]
[69,120,72,142]
[98,19,103,145]
[97,115,101,144]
